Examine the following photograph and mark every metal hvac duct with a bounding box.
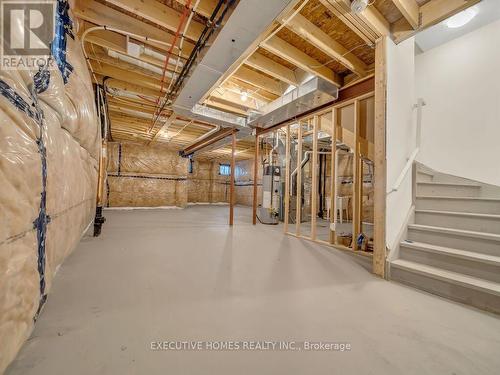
[247,77,339,129]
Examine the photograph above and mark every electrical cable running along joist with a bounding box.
[152,0,237,123]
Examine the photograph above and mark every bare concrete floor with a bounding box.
[7,206,500,375]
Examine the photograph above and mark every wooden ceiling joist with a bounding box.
[104,0,205,41]
[91,62,165,92]
[204,99,249,116]
[74,0,194,57]
[174,0,218,19]
[232,66,287,97]
[261,36,342,87]
[150,112,177,144]
[244,52,299,87]
[97,75,162,98]
[282,13,369,77]
[391,0,420,29]
[392,0,481,42]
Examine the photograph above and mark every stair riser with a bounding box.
[430,173,476,185]
[416,198,500,215]
[408,228,500,256]
[415,212,500,235]
[417,184,480,197]
[417,172,433,182]
[390,266,500,314]
[400,245,500,282]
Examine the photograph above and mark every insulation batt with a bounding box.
[0,6,99,373]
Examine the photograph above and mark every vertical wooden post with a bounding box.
[352,100,362,251]
[330,108,337,245]
[373,37,388,277]
[252,129,259,225]
[284,125,291,233]
[229,131,236,226]
[311,116,319,240]
[295,122,303,236]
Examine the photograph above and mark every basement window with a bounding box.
[219,164,231,176]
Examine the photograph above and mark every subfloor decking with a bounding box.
[7,206,500,374]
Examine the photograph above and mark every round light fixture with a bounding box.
[240,91,248,102]
[351,0,368,14]
[445,7,478,28]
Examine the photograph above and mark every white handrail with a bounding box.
[387,98,426,194]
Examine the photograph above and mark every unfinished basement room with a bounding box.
[1,0,500,373]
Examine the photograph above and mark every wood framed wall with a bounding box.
[251,88,384,273]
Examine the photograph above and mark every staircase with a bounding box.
[389,165,500,314]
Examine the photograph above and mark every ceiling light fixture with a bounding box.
[240,90,248,102]
[350,0,368,14]
[445,6,478,28]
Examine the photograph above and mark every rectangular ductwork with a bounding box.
[248,77,339,129]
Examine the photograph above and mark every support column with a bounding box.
[252,129,260,225]
[284,125,291,233]
[373,36,388,277]
[311,116,319,240]
[230,131,236,226]
[352,100,361,251]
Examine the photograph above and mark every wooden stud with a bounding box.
[311,116,319,240]
[252,130,260,225]
[295,121,303,236]
[352,100,361,251]
[373,37,387,277]
[330,108,338,245]
[230,131,236,226]
[284,125,291,233]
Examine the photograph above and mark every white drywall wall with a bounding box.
[415,19,500,186]
[386,37,417,250]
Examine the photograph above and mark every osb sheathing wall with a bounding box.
[235,159,262,207]
[188,160,230,204]
[0,8,99,373]
[106,142,188,207]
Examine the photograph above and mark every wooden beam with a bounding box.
[391,0,420,29]
[392,0,481,43]
[232,66,286,96]
[373,37,387,277]
[229,132,236,226]
[261,36,342,88]
[104,0,204,41]
[283,13,369,77]
[252,130,260,225]
[245,52,299,86]
[74,0,194,57]
[204,99,249,116]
